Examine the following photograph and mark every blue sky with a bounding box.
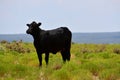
[0,0,120,34]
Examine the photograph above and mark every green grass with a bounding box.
[0,41,120,80]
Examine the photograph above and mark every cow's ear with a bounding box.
[26,24,30,27]
[38,22,42,27]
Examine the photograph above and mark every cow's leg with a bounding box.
[65,45,71,61]
[66,50,71,61]
[37,53,42,67]
[61,51,67,63]
[45,53,49,65]
[36,50,42,67]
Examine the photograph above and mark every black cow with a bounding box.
[26,21,72,66]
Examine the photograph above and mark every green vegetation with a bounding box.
[0,40,120,80]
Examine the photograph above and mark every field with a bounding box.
[0,41,120,80]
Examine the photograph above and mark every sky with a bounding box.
[0,0,120,34]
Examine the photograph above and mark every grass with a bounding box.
[0,41,120,80]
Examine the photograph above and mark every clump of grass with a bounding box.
[113,48,120,54]
[5,42,28,53]
[79,44,92,53]
[63,62,93,80]
[0,44,5,55]
[80,47,91,53]
[79,44,107,54]
[99,68,120,80]
[94,44,106,53]
[52,64,62,70]
[72,69,93,80]
[51,69,71,80]
[80,62,101,76]
[0,40,9,44]
[1,41,32,53]
[0,63,8,77]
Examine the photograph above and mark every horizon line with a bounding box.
[0,31,120,35]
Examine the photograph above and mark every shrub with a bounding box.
[4,41,31,53]
[94,44,106,53]
[80,48,91,53]
[113,48,120,54]
[0,40,9,44]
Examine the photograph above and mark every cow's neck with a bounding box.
[32,29,43,41]
[32,34,39,40]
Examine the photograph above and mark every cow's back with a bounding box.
[39,27,72,53]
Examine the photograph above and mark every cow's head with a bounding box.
[26,21,41,35]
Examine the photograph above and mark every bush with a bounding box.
[79,44,106,54]
[4,41,32,53]
[80,48,91,53]
[0,40,9,44]
[113,48,120,54]
[94,44,106,53]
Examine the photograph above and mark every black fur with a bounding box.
[26,21,72,66]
